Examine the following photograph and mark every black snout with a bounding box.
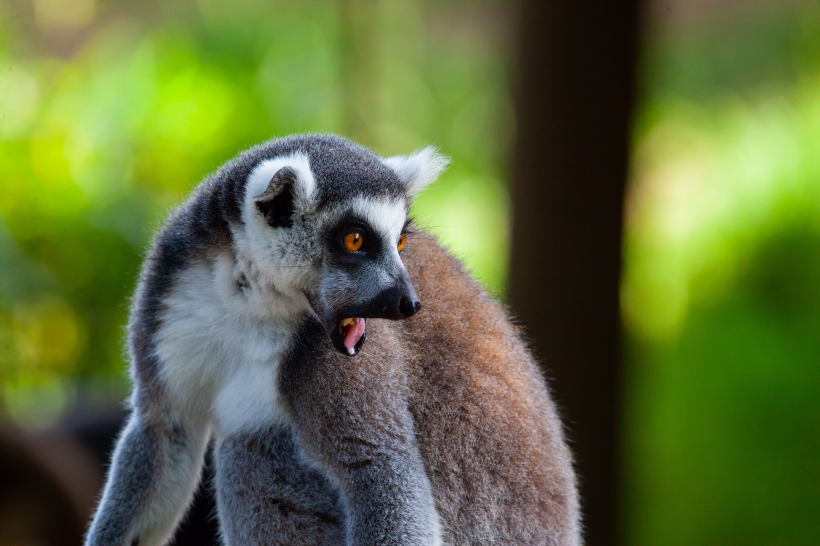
[399,296,421,318]
[354,284,421,321]
[317,274,421,357]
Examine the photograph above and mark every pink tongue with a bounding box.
[343,318,366,354]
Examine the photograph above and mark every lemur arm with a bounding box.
[282,335,441,546]
[329,431,442,546]
[84,405,210,546]
[290,398,441,546]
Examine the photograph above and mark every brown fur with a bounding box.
[402,233,580,544]
[277,231,581,545]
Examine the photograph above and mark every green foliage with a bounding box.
[0,0,512,426]
[623,5,820,545]
[3,1,818,544]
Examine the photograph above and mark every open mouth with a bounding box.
[337,317,366,356]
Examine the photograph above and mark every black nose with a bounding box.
[399,296,421,318]
[354,280,420,321]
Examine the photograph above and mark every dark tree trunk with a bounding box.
[507,3,643,546]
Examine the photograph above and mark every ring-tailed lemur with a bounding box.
[85,134,581,546]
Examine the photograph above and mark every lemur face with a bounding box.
[308,196,419,355]
[241,142,447,356]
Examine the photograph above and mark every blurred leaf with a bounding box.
[0,0,513,421]
[624,5,820,545]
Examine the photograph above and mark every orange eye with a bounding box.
[343,231,364,252]
[397,233,406,252]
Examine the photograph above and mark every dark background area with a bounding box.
[2,1,820,545]
[508,3,640,545]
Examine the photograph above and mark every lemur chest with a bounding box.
[153,262,298,436]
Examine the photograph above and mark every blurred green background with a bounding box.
[0,0,818,544]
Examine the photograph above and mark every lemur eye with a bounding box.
[397,233,406,252]
[343,231,364,252]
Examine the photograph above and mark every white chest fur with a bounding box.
[153,259,300,436]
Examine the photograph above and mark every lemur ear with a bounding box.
[246,153,316,229]
[383,146,449,198]
[255,167,297,228]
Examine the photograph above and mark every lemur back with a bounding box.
[85,134,581,546]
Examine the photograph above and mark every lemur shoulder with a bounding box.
[85,134,581,546]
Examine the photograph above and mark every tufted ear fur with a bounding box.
[383,146,449,198]
[246,153,316,229]
[255,168,297,228]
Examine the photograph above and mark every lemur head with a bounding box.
[239,135,447,356]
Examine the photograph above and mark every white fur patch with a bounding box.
[383,146,449,197]
[239,152,320,305]
[154,261,296,436]
[350,197,408,247]
[246,152,316,206]
[214,363,285,434]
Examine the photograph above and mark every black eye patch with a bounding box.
[326,214,384,259]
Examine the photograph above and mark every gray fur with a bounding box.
[280,320,441,546]
[85,134,581,546]
[85,413,209,546]
[217,425,344,545]
[84,419,156,546]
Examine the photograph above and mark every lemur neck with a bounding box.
[214,249,311,326]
